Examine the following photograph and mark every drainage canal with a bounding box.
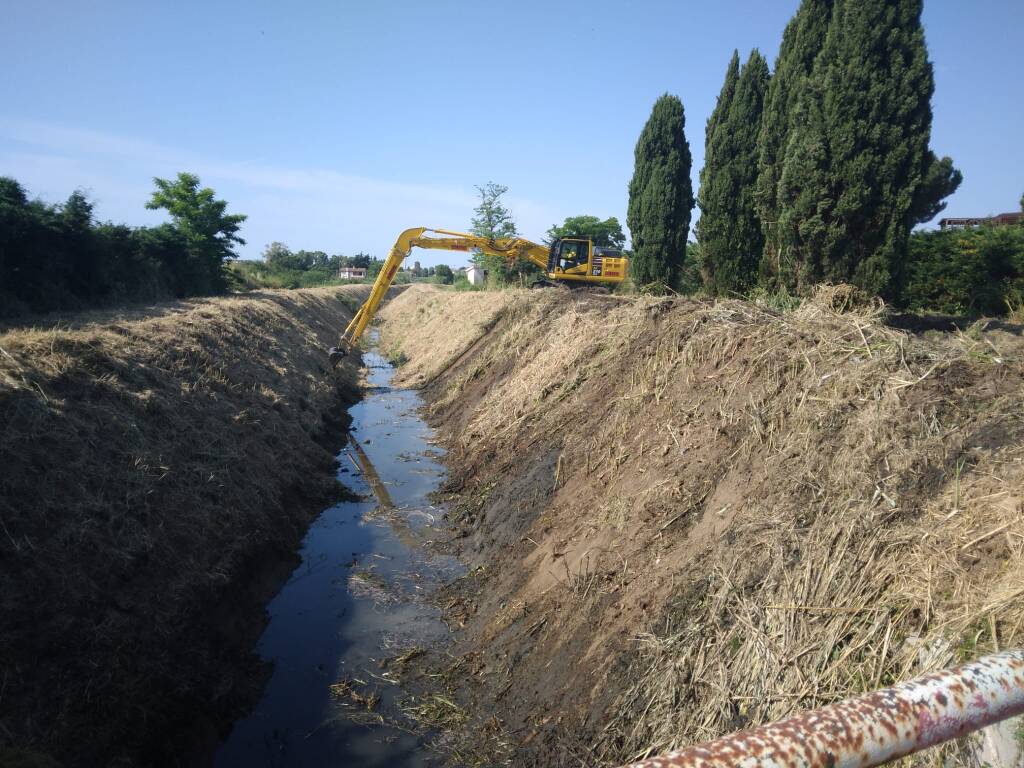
[216,333,459,767]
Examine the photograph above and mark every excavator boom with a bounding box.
[330,226,627,362]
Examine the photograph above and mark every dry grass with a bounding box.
[0,286,365,765]
[377,284,519,388]
[329,677,384,725]
[380,283,1024,766]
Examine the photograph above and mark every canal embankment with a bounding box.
[378,283,1024,767]
[0,287,365,767]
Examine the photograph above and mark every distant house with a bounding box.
[939,212,1023,230]
[338,267,367,280]
[466,264,486,286]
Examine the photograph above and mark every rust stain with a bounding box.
[619,650,1024,768]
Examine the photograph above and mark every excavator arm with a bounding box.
[329,226,628,363]
[330,227,551,361]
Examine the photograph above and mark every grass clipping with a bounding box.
[381,284,1024,765]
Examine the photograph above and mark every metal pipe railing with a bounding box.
[620,649,1024,768]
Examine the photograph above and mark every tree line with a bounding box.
[1,173,244,316]
[625,0,1023,315]
[234,243,458,289]
[230,242,384,290]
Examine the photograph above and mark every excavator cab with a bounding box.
[547,239,628,283]
[549,238,590,274]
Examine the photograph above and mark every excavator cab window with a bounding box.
[557,240,590,272]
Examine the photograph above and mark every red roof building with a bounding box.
[939,212,1023,230]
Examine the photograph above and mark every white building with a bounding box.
[466,264,486,286]
[338,267,367,280]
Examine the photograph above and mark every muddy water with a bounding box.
[216,337,460,767]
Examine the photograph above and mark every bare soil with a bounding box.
[378,284,1024,767]
[0,287,366,767]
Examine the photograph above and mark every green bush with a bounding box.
[897,227,1024,315]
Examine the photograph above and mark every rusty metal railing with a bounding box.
[620,649,1024,768]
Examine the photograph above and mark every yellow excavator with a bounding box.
[329,227,628,362]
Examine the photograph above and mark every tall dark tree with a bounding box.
[0,177,36,309]
[695,52,739,294]
[435,264,454,284]
[775,0,961,297]
[754,0,835,288]
[62,190,101,297]
[698,50,770,295]
[627,94,694,288]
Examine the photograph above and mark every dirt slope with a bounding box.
[379,284,1024,766]
[0,288,363,767]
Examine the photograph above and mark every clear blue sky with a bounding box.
[2,0,1021,267]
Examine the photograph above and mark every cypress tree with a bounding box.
[776,0,961,297]
[754,0,834,288]
[696,52,739,293]
[698,50,770,295]
[627,94,694,288]
[707,51,740,153]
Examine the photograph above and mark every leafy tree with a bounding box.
[775,0,961,297]
[349,252,372,269]
[248,242,349,287]
[146,172,246,295]
[698,50,769,295]
[263,242,292,266]
[755,0,835,287]
[545,215,626,249]
[435,264,454,284]
[627,94,694,289]
[298,250,330,270]
[469,182,537,285]
[470,182,516,240]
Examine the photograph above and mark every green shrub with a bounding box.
[453,277,483,292]
[897,227,1024,315]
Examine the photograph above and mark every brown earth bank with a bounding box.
[378,284,1024,767]
[0,287,366,767]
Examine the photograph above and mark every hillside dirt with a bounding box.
[378,284,1024,767]
[0,287,366,767]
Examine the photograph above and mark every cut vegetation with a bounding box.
[379,284,1024,766]
[0,287,365,767]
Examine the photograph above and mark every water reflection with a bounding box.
[215,340,459,768]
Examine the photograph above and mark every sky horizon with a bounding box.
[2,0,1021,268]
